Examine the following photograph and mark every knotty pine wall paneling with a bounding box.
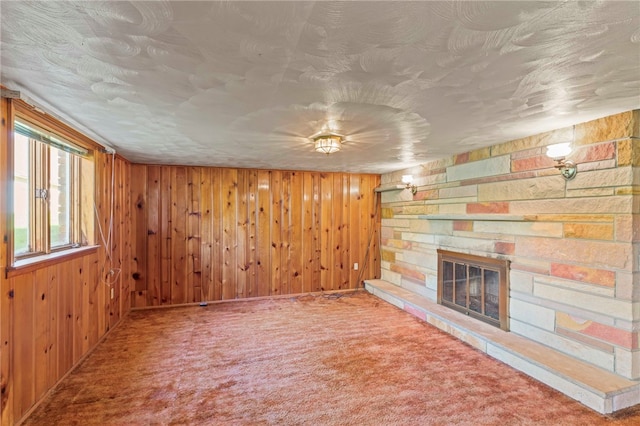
[1,94,132,425]
[130,166,381,308]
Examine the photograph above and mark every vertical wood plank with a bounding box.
[33,268,48,402]
[188,167,202,303]
[130,164,148,300]
[12,273,35,421]
[211,168,223,300]
[331,173,344,289]
[311,173,322,291]
[200,167,213,301]
[146,165,161,306]
[320,173,332,291]
[236,170,249,299]
[57,263,73,378]
[281,171,291,295]
[289,171,303,294]
[301,172,313,293]
[221,168,238,300]
[270,170,282,296]
[256,170,271,297]
[171,167,188,304]
[72,258,84,365]
[349,175,362,287]
[0,97,13,425]
[160,166,172,305]
[340,173,351,288]
[247,170,258,298]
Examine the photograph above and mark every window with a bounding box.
[11,110,94,263]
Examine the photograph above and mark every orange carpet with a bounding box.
[24,291,640,425]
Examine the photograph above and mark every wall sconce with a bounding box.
[402,175,417,194]
[546,142,577,180]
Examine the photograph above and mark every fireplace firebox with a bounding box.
[437,250,509,330]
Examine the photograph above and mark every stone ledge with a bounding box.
[364,279,640,414]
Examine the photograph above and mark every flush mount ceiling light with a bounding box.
[546,142,577,180]
[312,131,343,155]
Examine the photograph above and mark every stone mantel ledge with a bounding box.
[412,214,530,221]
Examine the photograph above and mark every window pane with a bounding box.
[484,269,500,320]
[442,261,453,302]
[50,147,71,247]
[454,263,467,307]
[14,132,31,255]
[469,266,482,314]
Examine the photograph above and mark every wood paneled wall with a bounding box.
[130,165,381,307]
[0,97,132,425]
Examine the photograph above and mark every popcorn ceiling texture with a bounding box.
[1,1,639,172]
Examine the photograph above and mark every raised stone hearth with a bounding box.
[365,279,640,414]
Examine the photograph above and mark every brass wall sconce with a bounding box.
[546,143,577,180]
[402,175,418,194]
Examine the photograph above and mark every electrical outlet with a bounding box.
[110,288,114,299]
[354,263,359,270]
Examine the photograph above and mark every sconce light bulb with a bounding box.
[546,142,572,160]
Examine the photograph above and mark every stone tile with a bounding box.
[550,263,615,287]
[616,139,635,167]
[400,205,434,215]
[494,241,515,255]
[478,176,565,201]
[413,189,438,201]
[487,343,607,413]
[515,236,631,269]
[510,299,556,331]
[564,222,614,241]
[510,270,534,294]
[404,303,427,321]
[534,283,633,321]
[381,269,401,286]
[453,220,473,231]
[390,262,425,282]
[556,327,615,353]
[439,185,477,199]
[510,319,615,371]
[573,141,616,163]
[524,213,614,223]
[512,155,555,172]
[475,220,563,237]
[567,168,633,190]
[615,272,639,300]
[575,111,635,145]
[381,208,394,219]
[614,348,640,380]
[409,219,453,235]
[492,127,573,156]
[466,201,510,214]
[447,155,511,182]
[510,196,632,214]
[381,250,396,262]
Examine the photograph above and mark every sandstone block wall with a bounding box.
[380,110,640,379]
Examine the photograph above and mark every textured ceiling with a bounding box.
[1,1,639,173]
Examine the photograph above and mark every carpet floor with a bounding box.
[23,291,640,425]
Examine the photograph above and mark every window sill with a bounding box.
[6,245,100,278]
